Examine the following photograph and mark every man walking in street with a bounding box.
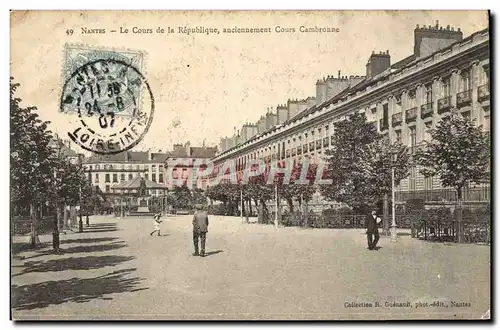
[366,210,381,250]
[192,204,209,257]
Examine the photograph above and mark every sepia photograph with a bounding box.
[9,10,491,321]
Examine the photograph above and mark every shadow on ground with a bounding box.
[13,255,135,276]
[60,237,119,244]
[84,223,120,233]
[204,250,223,257]
[11,268,149,310]
[24,242,128,260]
[12,242,50,256]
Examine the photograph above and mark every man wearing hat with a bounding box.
[192,204,209,257]
[366,209,381,250]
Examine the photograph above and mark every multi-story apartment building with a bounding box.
[166,142,218,190]
[82,150,170,196]
[211,23,490,203]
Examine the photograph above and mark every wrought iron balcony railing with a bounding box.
[392,112,402,127]
[405,107,418,123]
[478,84,490,102]
[437,96,451,114]
[420,102,433,119]
[291,148,296,157]
[379,118,388,131]
[309,142,315,152]
[456,89,472,107]
[303,145,308,153]
[316,139,322,149]
[297,147,302,155]
[323,137,329,148]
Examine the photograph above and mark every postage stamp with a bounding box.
[59,44,154,154]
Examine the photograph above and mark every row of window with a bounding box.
[86,164,164,171]
[102,185,166,193]
[222,64,489,169]
[95,173,165,183]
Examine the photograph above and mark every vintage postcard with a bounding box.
[10,10,490,321]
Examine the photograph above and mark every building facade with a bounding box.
[82,150,170,196]
[211,23,490,203]
[165,142,218,190]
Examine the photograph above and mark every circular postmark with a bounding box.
[60,58,154,155]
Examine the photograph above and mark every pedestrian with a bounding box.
[150,212,163,236]
[366,210,381,250]
[192,204,209,257]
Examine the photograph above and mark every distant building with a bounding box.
[82,150,170,196]
[49,134,83,164]
[165,142,218,190]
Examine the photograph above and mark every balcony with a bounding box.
[405,107,418,123]
[285,150,290,158]
[456,89,472,107]
[392,112,402,127]
[291,148,296,157]
[316,139,322,149]
[379,118,388,131]
[309,142,315,152]
[478,84,490,102]
[323,137,329,148]
[437,96,451,114]
[302,145,308,153]
[297,147,302,155]
[420,102,433,119]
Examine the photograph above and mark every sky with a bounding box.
[10,10,488,153]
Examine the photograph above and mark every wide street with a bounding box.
[11,215,490,320]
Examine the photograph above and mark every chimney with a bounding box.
[414,21,463,58]
[315,79,328,105]
[366,51,391,78]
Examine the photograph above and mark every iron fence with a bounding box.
[274,204,490,244]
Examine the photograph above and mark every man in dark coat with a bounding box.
[192,204,209,257]
[366,210,380,250]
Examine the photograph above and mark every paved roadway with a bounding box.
[11,215,490,320]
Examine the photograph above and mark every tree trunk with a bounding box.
[258,201,263,224]
[304,200,309,228]
[222,200,227,215]
[57,204,63,232]
[52,204,60,252]
[248,199,253,217]
[276,195,282,226]
[261,199,270,224]
[455,187,463,243]
[29,202,40,247]
[241,198,246,217]
[286,197,294,213]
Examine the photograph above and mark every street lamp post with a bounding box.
[274,184,278,228]
[86,167,91,227]
[240,187,244,223]
[390,151,398,242]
